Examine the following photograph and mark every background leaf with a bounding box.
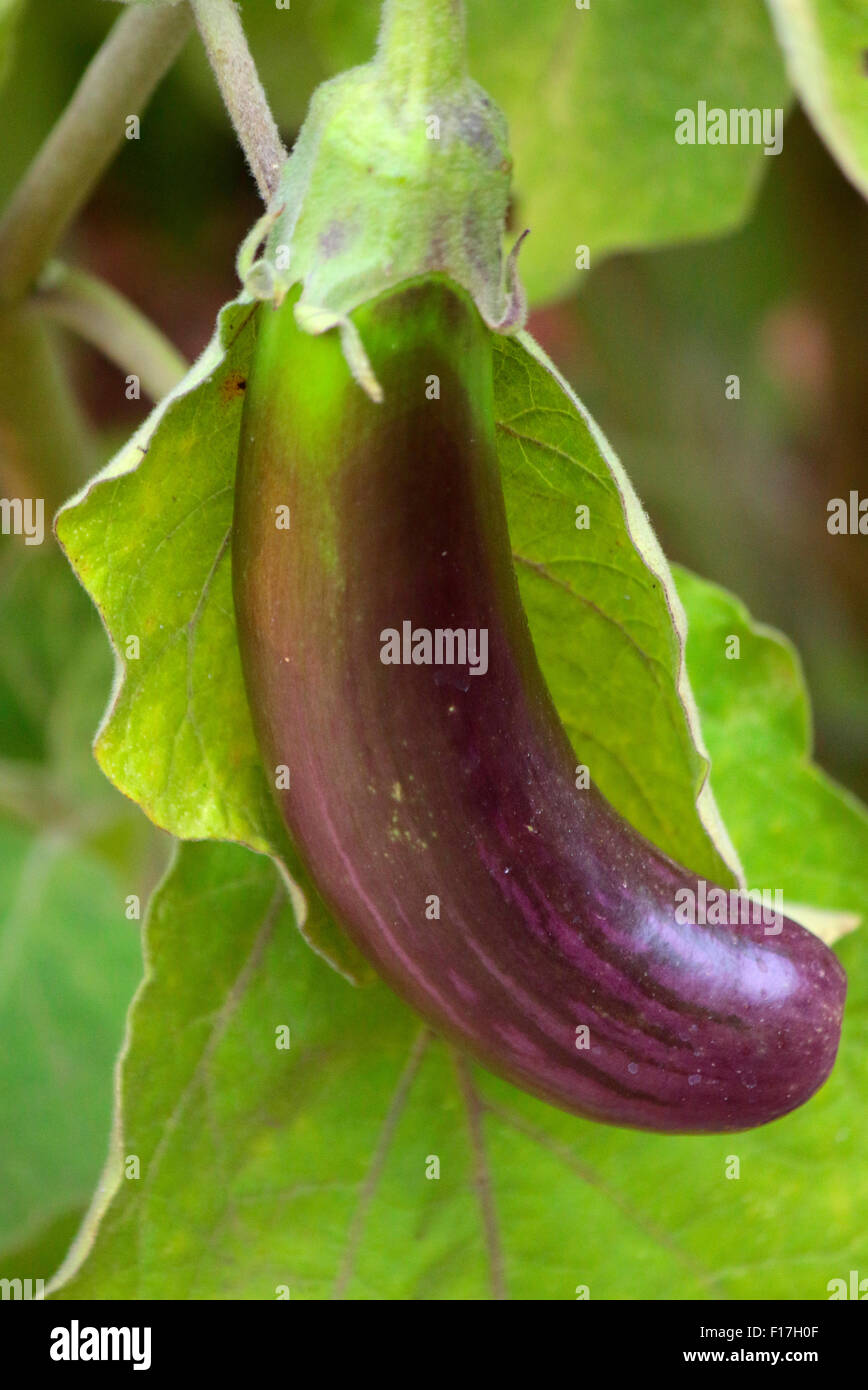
[471,0,791,303]
[0,817,140,1254]
[767,0,868,200]
[0,548,159,1272]
[674,564,867,929]
[52,837,866,1300]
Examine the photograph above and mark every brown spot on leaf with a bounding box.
[220,370,247,404]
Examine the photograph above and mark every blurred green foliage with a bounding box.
[0,551,166,1272]
[0,0,864,1291]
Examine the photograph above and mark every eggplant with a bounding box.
[232,276,846,1133]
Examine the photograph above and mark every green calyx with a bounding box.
[237,0,525,400]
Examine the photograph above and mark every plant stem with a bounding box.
[190,0,287,203]
[0,3,192,304]
[34,262,189,403]
[377,0,468,103]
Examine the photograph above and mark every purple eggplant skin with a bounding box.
[232,277,846,1133]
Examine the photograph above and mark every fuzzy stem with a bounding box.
[0,4,192,304]
[34,262,189,403]
[377,0,468,104]
[190,0,287,203]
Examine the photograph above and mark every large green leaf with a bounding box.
[472,0,791,304]
[232,0,790,305]
[767,0,868,200]
[51,837,866,1300]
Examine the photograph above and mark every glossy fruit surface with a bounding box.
[233,278,846,1133]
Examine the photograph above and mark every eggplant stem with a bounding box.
[377,0,468,105]
[190,0,287,204]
